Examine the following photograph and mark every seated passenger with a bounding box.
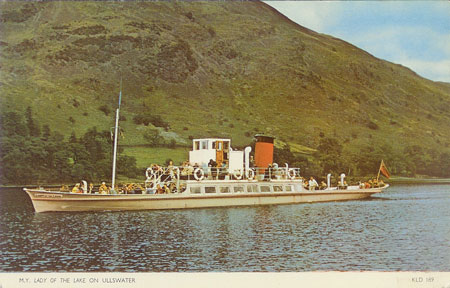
[134,184,143,194]
[302,178,309,189]
[378,179,385,187]
[179,184,186,193]
[319,181,327,190]
[372,179,378,188]
[343,181,348,189]
[99,182,108,194]
[163,184,170,194]
[121,184,129,194]
[71,183,81,193]
[364,181,371,189]
[156,184,164,194]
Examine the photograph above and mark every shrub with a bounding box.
[367,121,379,130]
[98,105,111,116]
[133,114,169,130]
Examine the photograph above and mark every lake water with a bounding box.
[0,185,449,272]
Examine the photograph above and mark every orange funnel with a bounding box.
[254,135,274,169]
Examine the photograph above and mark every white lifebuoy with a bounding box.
[288,168,296,180]
[246,168,255,180]
[193,168,204,181]
[233,169,243,180]
[145,167,153,179]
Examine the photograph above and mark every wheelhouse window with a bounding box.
[194,141,200,150]
[260,185,271,192]
[201,140,208,150]
[190,186,201,194]
[205,186,216,194]
[285,185,293,192]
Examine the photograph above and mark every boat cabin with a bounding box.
[189,138,244,173]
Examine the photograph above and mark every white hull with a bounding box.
[24,185,388,213]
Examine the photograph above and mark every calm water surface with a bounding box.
[0,185,449,272]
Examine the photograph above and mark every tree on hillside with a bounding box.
[144,128,164,147]
[25,106,40,137]
[314,137,345,176]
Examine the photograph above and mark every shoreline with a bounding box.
[388,177,450,184]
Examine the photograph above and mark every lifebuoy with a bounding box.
[233,169,243,180]
[288,168,296,180]
[246,168,255,180]
[145,167,154,179]
[193,168,204,181]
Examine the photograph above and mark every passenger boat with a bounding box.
[23,88,389,213]
[24,135,389,213]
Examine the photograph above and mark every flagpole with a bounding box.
[376,160,382,182]
[111,78,122,194]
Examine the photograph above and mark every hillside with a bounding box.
[1,1,450,179]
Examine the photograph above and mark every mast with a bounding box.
[111,79,122,194]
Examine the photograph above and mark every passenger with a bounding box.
[337,181,342,189]
[220,162,227,178]
[319,181,327,190]
[249,155,255,168]
[99,182,108,194]
[134,184,143,194]
[127,183,135,194]
[145,182,155,194]
[302,178,309,189]
[343,181,348,190]
[367,180,373,189]
[180,161,188,179]
[163,184,170,194]
[187,162,194,176]
[60,185,69,192]
[309,177,318,191]
[169,182,177,193]
[208,159,217,178]
[156,184,164,194]
[264,164,272,180]
[89,183,94,194]
[151,163,162,176]
[359,181,365,189]
[372,178,378,188]
[364,181,371,189]
[122,184,129,194]
[379,179,385,187]
[72,183,81,193]
[179,184,186,193]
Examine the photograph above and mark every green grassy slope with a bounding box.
[1,1,449,170]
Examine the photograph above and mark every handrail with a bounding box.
[145,165,302,182]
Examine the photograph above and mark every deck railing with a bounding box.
[145,165,302,184]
